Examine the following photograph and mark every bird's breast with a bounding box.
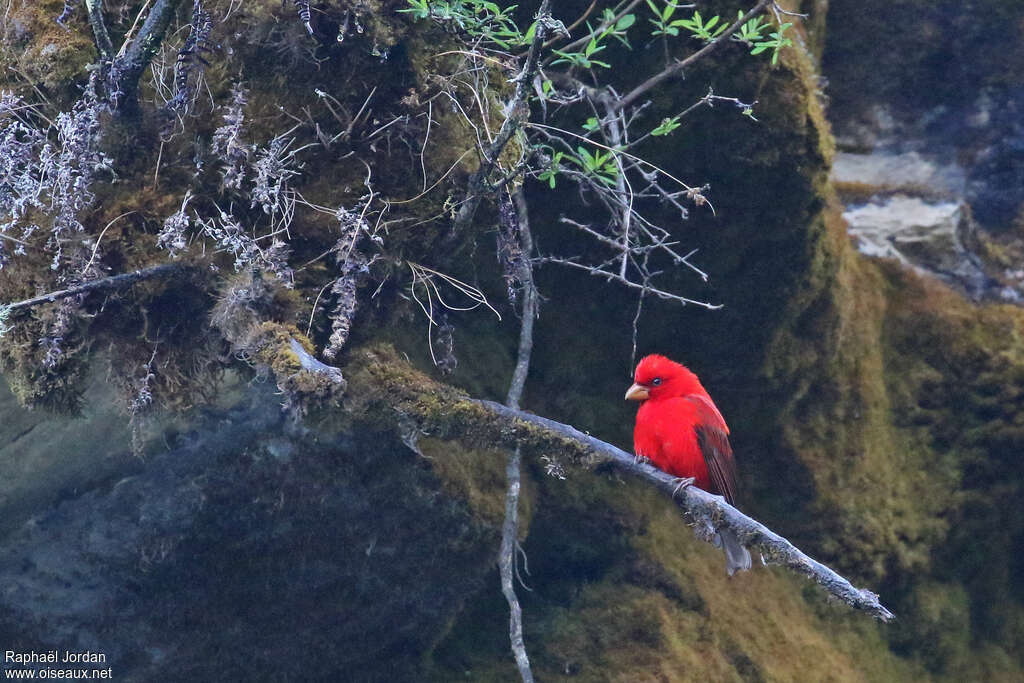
[634,400,711,487]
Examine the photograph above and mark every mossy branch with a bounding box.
[85,0,115,60]
[476,400,896,622]
[2,263,188,313]
[113,0,187,109]
[350,347,895,622]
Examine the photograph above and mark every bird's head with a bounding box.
[625,354,705,402]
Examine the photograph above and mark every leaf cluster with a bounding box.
[552,9,635,68]
[400,0,531,48]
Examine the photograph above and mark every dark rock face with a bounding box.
[965,96,1024,230]
[0,384,495,682]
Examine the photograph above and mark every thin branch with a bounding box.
[556,0,598,43]
[355,350,893,622]
[505,190,538,410]
[452,0,553,234]
[500,190,539,683]
[85,0,115,60]
[771,1,808,18]
[598,102,633,279]
[112,0,188,111]
[616,0,771,111]
[537,256,723,309]
[2,263,187,313]
[499,446,534,683]
[558,217,622,250]
[527,121,707,200]
[545,0,643,54]
[475,400,896,622]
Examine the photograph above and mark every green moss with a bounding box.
[0,0,95,100]
[418,436,534,531]
[430,454,924,682]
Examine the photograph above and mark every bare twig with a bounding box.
[83,210,136,274]
[505,190,538,410]
[546,0,644,55]
[499,446,534,683]
[85,0,115,60]
[2,263,187,313]
[537,256,722,309]
[501,190,539,683]
[616,0,772,111]
[771,1,808,19]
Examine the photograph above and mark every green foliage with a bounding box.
[601,8,637,47]
[642,3,793,64]
[568,146,619,185]
[650,116,681,136]
[551,10,635,70]
[537,150,564,188]
[750,22,793,64]
[402,0,793,67]
[399,0,528,48]
[734,11,770,44]
[552,34,611,69]
[667,9,727,41]
[645,0,702,38]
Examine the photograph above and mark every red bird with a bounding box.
[626,354,752,575]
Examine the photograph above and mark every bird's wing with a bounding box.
[683,394,739,505]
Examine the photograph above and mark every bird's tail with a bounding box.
[715,528,752,576]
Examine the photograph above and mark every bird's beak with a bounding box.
[625,383,649,401]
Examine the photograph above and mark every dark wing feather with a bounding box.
[684,395,740,505]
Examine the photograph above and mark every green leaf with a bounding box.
[650,116,681,136]
[616,14,636,30]
[523,20,537,43]
[583,117,600,132]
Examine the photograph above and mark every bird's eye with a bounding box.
[652,378,662,386]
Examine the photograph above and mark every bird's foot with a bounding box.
[671,477,696,498]
[634,453,651,466]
